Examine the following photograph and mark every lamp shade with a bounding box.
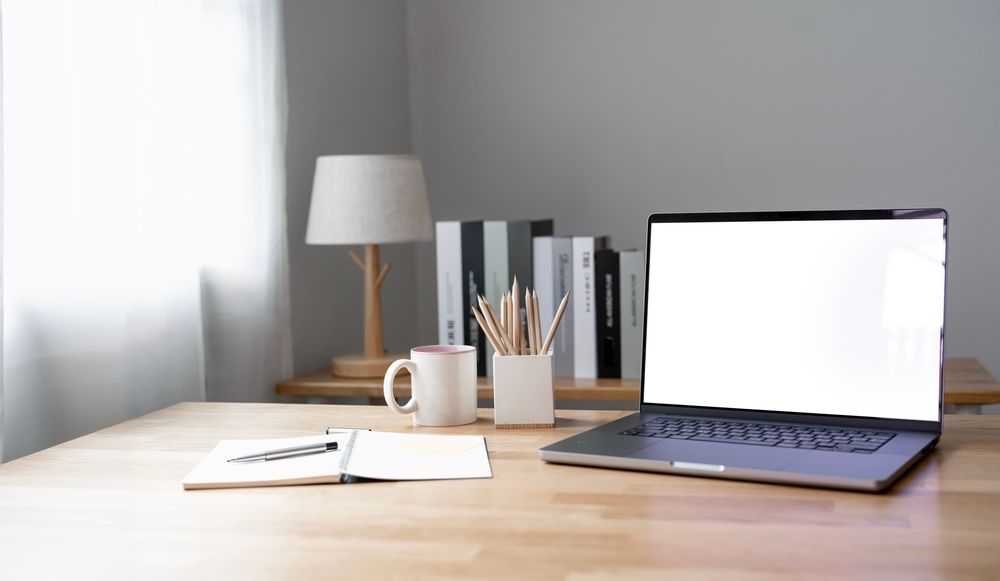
[306,154,434,245]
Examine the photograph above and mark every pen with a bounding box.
[227,440,339,463]
[326,427,372,434]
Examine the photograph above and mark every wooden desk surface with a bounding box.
[278,356,1000,405]
[1,402,999,579]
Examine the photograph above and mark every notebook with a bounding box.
[182,430,492,490]
[540,209,947,492]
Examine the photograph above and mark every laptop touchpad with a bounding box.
[630,440,803,470]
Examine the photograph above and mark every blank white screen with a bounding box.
[643,218,945,421]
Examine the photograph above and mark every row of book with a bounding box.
[435,219,645,379]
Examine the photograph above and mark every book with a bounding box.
[182,431,492,490]
[618,250,645,379]
[534,235,574,376]
[552,237,575,377]
[533,236,556,335]
[460,221,487,376]
[436,222,465,346]
[594,249,621,378]
[508,219,554,292]
[571,235,610,378]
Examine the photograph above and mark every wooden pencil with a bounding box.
[473,295,506,354]
[524,289,538,355]
[532,290,543,356]
[529,288,539,355]
[504,292,514,339]
[539,292,570,356]
[482,296,515,356]
[512,277,521,355]
[471,306,503,355]
[500,292,508,335]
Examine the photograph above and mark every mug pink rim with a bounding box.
[411,345,476,355]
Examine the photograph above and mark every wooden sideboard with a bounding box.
[278,357,1000,412]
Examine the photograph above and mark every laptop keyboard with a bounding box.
[620,417,895,454]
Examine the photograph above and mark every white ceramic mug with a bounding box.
[383,345,478,426]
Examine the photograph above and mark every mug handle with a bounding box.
[383,359,419,415]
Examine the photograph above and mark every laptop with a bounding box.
[539,209,948,492]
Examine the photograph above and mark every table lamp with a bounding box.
[306,154,433,378]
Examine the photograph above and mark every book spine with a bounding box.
[506,220,532,348]
[507,219,553,293]
[435,222,464,346]
[530,220,554,295]
[483,221,509,376]
[619,250,645,379]
[461,222,487,376]
[530,219,555,239]
[595,249,621,378]
[507,221,533,291]
[532,236,555,343]
[552,237,574,377]
[572,236,609,378]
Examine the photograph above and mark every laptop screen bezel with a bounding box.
[638,208,947,434]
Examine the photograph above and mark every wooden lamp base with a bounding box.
[331,352,408,379]
[330,243,409,379]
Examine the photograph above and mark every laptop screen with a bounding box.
[642,211,946,422]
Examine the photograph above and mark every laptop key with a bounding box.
[852,443,882,451]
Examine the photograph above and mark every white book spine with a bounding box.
[619,250,645,379]
[436,222,464,345]
[572,236,597,378]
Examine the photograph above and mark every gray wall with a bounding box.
[284,0,425,374]
[408,0,1000,377]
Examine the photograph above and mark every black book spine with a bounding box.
[530,219,554,238]
[594,249,621,378]
[461,222,487,376]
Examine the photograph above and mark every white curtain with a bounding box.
[1,0,292,461]
[0,2,5,461]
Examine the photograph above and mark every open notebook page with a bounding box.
[340,431,492,481]
[182,434,344,490]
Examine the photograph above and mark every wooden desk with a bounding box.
[278,357,1000,411]
[1,402,999,578]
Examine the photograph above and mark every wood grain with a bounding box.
[278,357,1000,405]
[1,402,999,579]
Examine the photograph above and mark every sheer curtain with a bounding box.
[1,0,292,461]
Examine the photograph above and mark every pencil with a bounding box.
[503,292,511,345]
[532,290,543,356]
[507,292,515,347]
[482,296,515,356]
[500,292,508,335]
[539,292,570,356]
[524,288,533,355]
[471,307,503,355]
[473,295,506,355]
[512,277,521,355]
[529,288,539,355]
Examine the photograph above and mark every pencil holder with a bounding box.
[492,353,555,429]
